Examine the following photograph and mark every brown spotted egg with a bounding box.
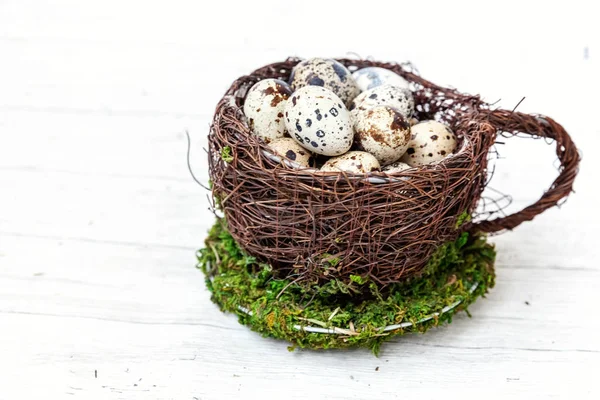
[352,67,410,92]
[382,161,412,174]
[320,151,380,173]
[400,120,458,167]
[267,138,311,168]
[354,106,411,165]
[350,84,414,121]
[284,86,353,156]
[243,79,292,142]
[290,58,360,106]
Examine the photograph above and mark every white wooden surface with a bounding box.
[1,1,598,398]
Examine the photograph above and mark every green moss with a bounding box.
[455,211,472,229]
[350,274,368,285]
[207,179,223,211]
[197,219,495,354]
[220,146,233,163]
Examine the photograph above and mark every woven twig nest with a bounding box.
[208,57,579,287]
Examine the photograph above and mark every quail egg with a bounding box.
[243,79,292,142]
[350,84,414,121]
[320,151,380,173]
[289,58,359,106]
[284,86,353,156]
[382,161,412,174]
[352,67,410,92]
[353,105,411,165]
[400,120,458,166]
[267,137,312,167]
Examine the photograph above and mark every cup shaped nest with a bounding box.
[207,57,579,286]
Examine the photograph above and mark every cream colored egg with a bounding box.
[400,120,458,166]
[354,105,411,165]
[267,137,311,167]
[352,67,410,92]
[243,79,292,143]
[382,161,412,174]
[290,58,360,106]
[320,151,380,173]
[284,86,353,156]
[350,84,414,121]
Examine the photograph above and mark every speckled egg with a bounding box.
[243,79,292,142]
[267,137,311,167]
[320,151,380,173]
[353,106,411,165]
[352,67,410,92]
[289,58,360,106]
[350,84,414,121]
[382,161,412,174]
[400,120,458,167]
[284,86,353,156]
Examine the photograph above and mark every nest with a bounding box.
[208,57,580,287]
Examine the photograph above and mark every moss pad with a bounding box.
[197,219,495,354]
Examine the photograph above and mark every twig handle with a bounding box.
[470,109,580,233]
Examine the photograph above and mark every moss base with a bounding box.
[197,219,495,354]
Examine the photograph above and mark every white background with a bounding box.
[0,1,598,399]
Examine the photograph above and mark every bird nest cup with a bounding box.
[198,57,579,353]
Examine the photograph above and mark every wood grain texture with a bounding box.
[1,1,599,399]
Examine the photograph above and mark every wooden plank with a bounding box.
[1,0,598,398]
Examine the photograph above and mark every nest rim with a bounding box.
[258,135,476,183]
[219,58,490,181]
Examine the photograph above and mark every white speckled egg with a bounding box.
[320,151,380,173]
[382,161,412,174]
[243,79,292,143]
[267,138,311,167]
[350,84,414,121]
[284,86,353,156]
[353,106,411,165]
[400,120,458,166]
[290,58,359,106]
[352,67,410,92]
